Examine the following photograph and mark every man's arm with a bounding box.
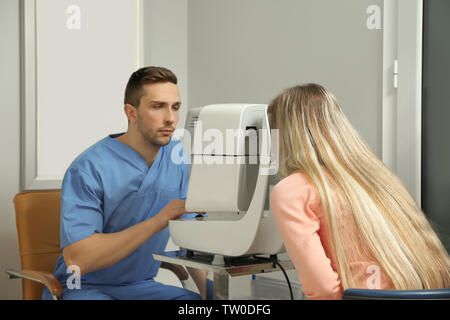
[63,199,188,276]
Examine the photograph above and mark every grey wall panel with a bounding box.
[422,0,450,251]
[188,0,383,156]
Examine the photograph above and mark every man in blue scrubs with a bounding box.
[42,66,206,300]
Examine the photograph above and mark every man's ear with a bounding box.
[124,104,138,124]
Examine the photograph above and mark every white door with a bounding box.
[22,0,142,189]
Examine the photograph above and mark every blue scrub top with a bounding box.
[53,133,192,286]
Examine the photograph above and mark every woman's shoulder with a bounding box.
[273,170,314,189]
[271,170,317,201]
[270,170,323,220]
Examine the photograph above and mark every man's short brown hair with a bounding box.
[124,66,178,107]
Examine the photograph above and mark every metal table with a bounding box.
[153,250,294,300]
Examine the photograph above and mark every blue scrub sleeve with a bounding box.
[60,167,104,249]
[178,153,197,218]
[178,161,190,200]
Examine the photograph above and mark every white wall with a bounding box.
[0,0,23,299]
[143,0,190,288]
[34,0,134,183]
[22,0,138,190]
[143,0,189,130]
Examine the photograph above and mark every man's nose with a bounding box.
[164,108,176,124]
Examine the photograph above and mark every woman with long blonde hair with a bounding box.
[268,84,450,299]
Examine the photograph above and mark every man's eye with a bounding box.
[173,106,181,111]
[153,105,162,109]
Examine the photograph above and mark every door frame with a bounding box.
[382,0,423,205]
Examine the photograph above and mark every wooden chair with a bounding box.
[5,190,188,300]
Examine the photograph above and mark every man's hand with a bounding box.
[154,199,193,232]
[63,199,205,276]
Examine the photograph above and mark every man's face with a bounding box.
[134,82,181,147]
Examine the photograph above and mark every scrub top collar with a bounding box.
[106,132,163,175]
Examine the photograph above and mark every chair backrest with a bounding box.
[13,190,61,300]
[343,288,450,300]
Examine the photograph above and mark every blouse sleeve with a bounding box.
[270,177,343,300]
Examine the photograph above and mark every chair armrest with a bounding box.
[6,269,63,299]
[160,262,189,281]
[343,288,450,300]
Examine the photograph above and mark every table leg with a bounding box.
[213,273,230,300]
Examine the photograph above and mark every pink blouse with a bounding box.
[270,171,394,300]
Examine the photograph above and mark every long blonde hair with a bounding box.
[268,84,450,290]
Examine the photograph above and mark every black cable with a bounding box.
[274,260,294,300]
[253,255,294,300]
